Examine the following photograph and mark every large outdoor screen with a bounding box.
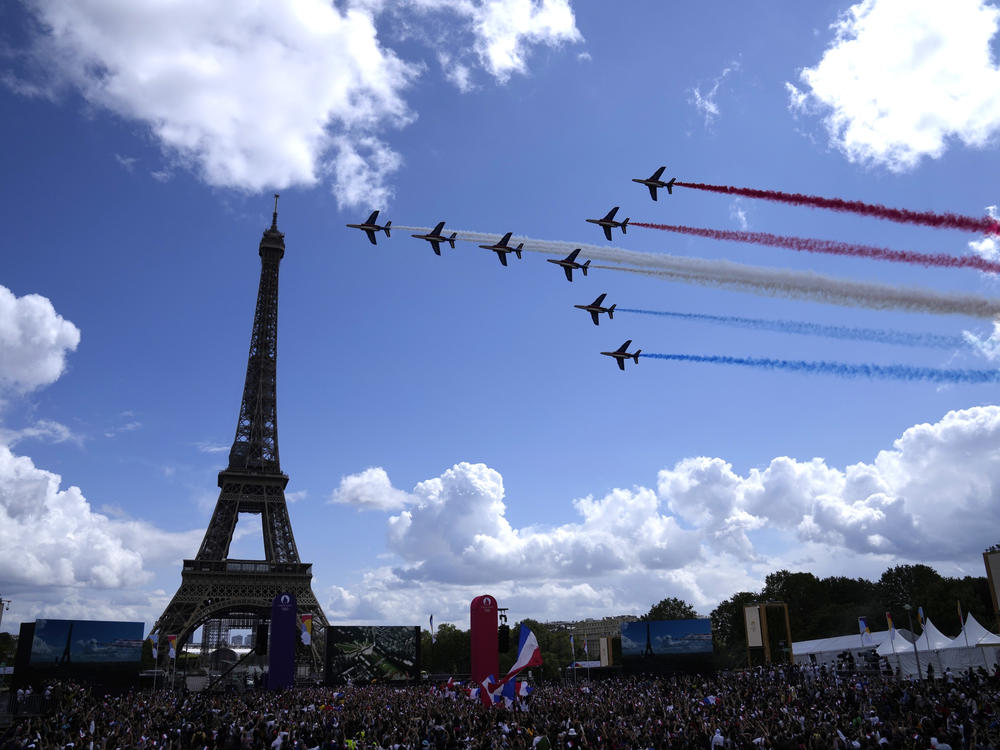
[324,625,419,685]
[620,619,713,673]
[30,619,144,665]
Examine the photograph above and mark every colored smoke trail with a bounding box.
[617,308,966,349]
[673,183,1000,235]
[642,352,1000,384]
[631,223,1000,274]
[397,226,1000,318]
[593,264,1000,319]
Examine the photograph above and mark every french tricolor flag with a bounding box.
[501,625,543,684]
[479,674,498,707]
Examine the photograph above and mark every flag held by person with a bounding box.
[479,674,498,707]
[501,624,543,684]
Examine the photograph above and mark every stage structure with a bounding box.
[150,198,327,668]
[744,601,792,666]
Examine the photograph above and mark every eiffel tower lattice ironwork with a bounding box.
[151,197,327,658]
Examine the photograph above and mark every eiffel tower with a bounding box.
[152,196,327,659]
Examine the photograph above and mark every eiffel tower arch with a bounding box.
[151,197,327,666]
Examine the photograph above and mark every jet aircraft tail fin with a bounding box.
[621,218,629,234]
[447,232,457,249]
[514,243,523,259]
[608,304,615,319]
[581,260,590,276]
[384,221,392,237]
[633,350,641,363]
[665,178,676,195]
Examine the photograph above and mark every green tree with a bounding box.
[421,623,470,675]
[878,564,944,611]
[643,597,698,621]
[710,591,759,669]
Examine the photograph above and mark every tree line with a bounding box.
[418,564,996,674]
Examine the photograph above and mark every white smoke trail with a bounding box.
[391,227,1000,319]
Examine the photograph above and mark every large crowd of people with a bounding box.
[2,663,999,750]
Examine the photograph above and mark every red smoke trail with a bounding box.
[674,182,1000,235]
[632,222,1000,274]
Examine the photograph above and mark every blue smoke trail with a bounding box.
[642,353,1000,383]
[617,308,966,350]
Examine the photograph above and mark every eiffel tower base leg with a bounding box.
[152,560,327,669]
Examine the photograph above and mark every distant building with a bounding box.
[545,615,639,641]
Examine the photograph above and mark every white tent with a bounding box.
[944,613,1000,672]
[876,615,1000,677]
[793,628,911,667]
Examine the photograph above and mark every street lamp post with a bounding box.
[903,604,922,681]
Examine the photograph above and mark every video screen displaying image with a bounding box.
[325,626,419,684]
[621,619,713,673]
[30,619,144,665]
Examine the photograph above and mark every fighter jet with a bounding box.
[587,206,629,241]
[346,210,392,245]
[632,166,676,201]
[574,293,616,326]
[546,248,591,281]
[601,339,641,371]
[478,232,523,266]
[411,221,457,255]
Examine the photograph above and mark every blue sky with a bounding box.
[3,0,1000,636]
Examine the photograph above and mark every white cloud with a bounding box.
[963,318,1000,361]
[0,443,201,589]
[0,285,81,394]
[323,406,1000,624]
[790,0,1000,171]
[195,440,230,454]
[969,205,1000,261]
[286,490,308,504]
[327,134,403,210]
[20,0,417,208]
[114,153,137,171]
[729,199,749,230]
[16,0,583,206]
[690,61,739,126]
[469,0,582,82]
[0,419,82,448]
[401,0,583,86]
[104,420,142,439]
[330,466,413,511]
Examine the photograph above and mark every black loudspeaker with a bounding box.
[12,622,35,688]
[255,623,269,656]
[498,624,510,652]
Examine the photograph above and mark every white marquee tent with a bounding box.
[876,614,1000,678]
[792,628,913,667]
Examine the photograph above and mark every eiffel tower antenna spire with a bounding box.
[152,199,326,665]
